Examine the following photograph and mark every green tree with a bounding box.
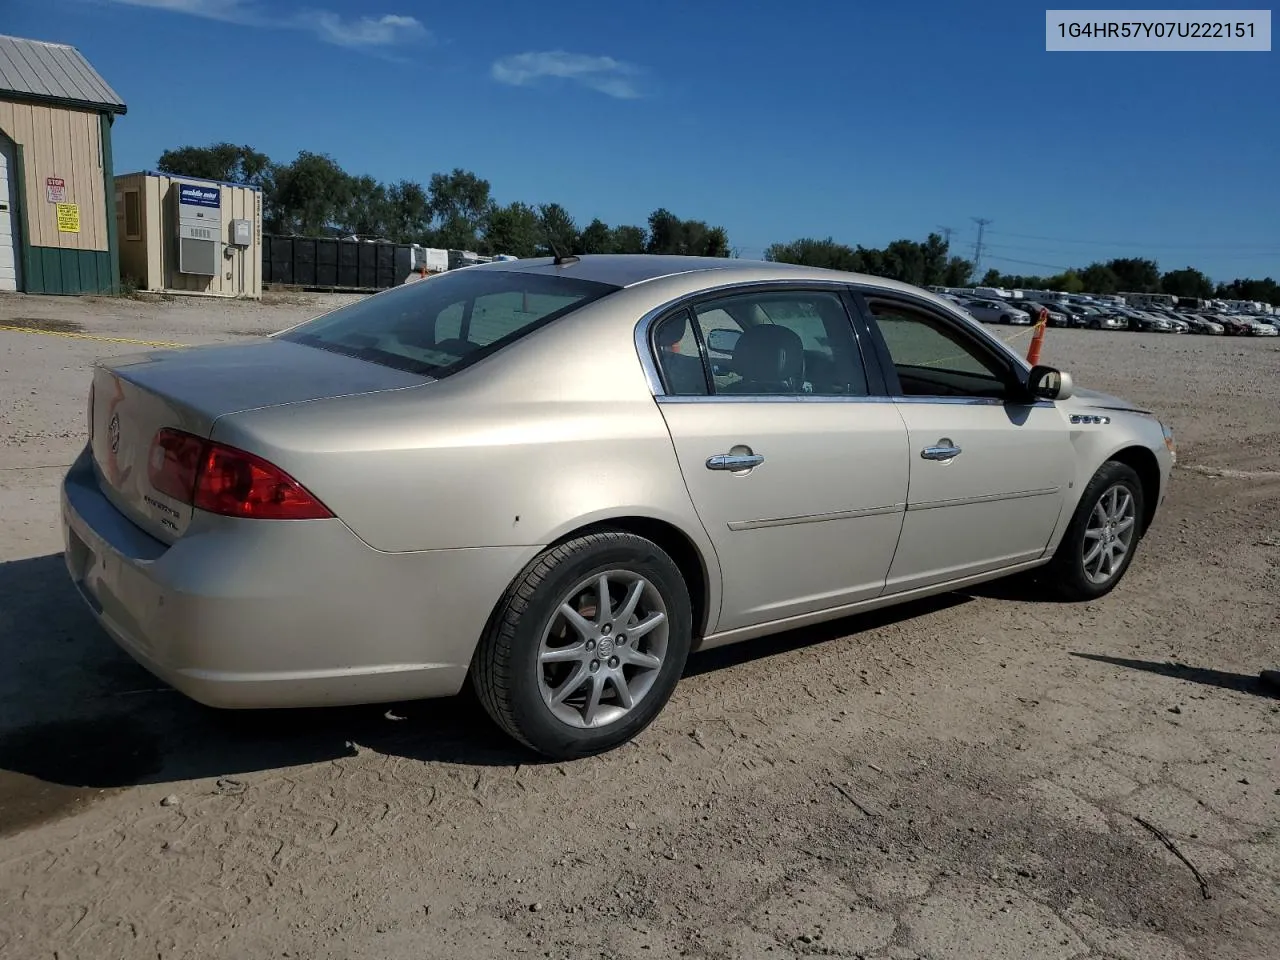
[920,233,950,286]
[646,208,684,254]
[384,180,432,243]
[339,174,389,237]
[482,202,541,258]
[1106,257,1160,292]
[1080,262,1120,294]
[578,218,613,254]
[428,168,492,249]
[1044,270,1085,293]
[766,237,857,271]
[942,257,973,286]
[271,151,353,235]
[537,203,579,256]
[1161,267,1214,299]
[610,224,648,254]
[156,142,272,187]
[981,268,1004,286]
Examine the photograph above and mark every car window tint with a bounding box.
[652,310,710,396]
[435,302,464,340]
[690,291,868,397]
[278,269,618,377]
[867,300,1010,400]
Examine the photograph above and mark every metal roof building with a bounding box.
[0,34,127,294]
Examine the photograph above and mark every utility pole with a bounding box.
[971,217,992,278]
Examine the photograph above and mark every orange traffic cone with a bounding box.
[1026,308,1048,365]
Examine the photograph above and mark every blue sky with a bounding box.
[9,0,1279,281]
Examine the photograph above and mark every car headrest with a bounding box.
[732,324,804,383]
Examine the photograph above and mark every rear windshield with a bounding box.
[277,268,620,377]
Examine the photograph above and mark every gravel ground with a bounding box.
[0,291,1277,960]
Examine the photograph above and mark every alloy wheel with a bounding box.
[537,570,669,728]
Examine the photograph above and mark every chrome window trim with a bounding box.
[655,394,1054,408]
[635,277,1045,405]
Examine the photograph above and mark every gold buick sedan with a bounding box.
[62,255,1176,758]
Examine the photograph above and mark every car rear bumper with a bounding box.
[60,446,533,709]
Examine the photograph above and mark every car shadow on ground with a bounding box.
[1070,652,1280,699]
[0,552,971,806]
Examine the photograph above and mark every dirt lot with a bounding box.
[0,291,1277,960]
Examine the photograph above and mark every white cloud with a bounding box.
[101,1,427,49]
[491,51,642,99]
[307,12,427,48]
[107,0,253,20]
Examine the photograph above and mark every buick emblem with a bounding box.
[108,414,121,454]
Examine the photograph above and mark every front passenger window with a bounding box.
[866,300,1012,400]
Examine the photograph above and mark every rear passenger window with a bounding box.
[652,310,710,396]
[694,291,868,397]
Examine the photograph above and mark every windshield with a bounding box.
[278,268,620,377]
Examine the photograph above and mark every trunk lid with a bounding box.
[89,339,428,543]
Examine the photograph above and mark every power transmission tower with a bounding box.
[971,218,992,277]
[936,225,954,247]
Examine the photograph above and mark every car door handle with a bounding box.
[706,453,764,471]
[920,439,962,461]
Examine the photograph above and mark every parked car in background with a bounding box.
[1085,310,1129,331]
[60,255,1177,758]
[1048,302,1089,328]
[1126,310,1176,333]
[1179,314,1224,335]
[961,298,1031,324]
[1214,314,1254,336]
[1022,301,1070,328]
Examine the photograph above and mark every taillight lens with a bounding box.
[148,428,332,520]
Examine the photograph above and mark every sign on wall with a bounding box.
[45,177,66,203]
[55,203,80,233]
[177,183,220,209]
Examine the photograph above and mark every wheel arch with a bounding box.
[1107,444,1162,533]
[553,516,717,641]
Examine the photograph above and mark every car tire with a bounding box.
[1089,319,1101,330]
[471,530,693,759]
[1041,461,1146,602]
[1000,314,1011,324]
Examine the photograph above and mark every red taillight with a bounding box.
[149,429,205,502]
[148,429,332,521]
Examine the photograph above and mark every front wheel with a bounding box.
[471,531,693,759]
[1042,461,1145,601]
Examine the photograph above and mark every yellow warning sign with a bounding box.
[56,202,81,233]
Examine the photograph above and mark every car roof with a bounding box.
[464,253,916,292]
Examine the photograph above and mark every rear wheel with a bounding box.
[472,531,692,759]
[1042,461,1145,601]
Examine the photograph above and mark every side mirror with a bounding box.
[1027,364,1073,401]
[705,328,741,355]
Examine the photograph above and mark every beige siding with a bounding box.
[0,97,108,251]
[114,171,150,288]
[114,172,261,299]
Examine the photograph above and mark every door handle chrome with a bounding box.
[920,439,962,461]
[706,453,764,471]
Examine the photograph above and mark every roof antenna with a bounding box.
[545,234,580,267]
